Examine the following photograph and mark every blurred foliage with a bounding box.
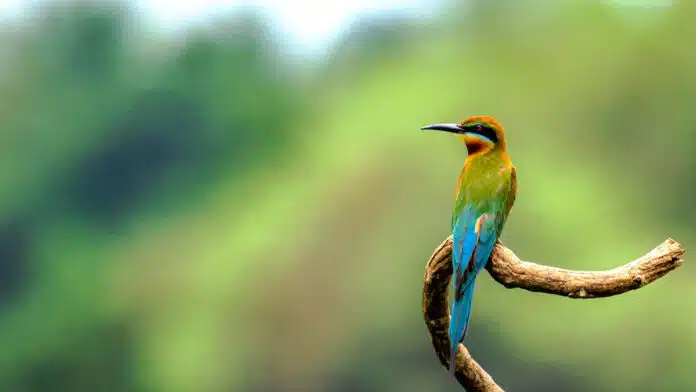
[0,1,694,391]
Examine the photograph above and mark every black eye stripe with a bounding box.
[463,124,498,143]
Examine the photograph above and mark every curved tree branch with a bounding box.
[422,237,685,391]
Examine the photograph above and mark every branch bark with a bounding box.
[422,237,685,391]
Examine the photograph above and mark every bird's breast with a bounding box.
[456,159,512,203]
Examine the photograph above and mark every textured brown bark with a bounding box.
[422,237,684,391]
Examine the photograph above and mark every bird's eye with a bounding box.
[475,124,483,132]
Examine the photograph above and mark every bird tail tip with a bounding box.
[448,280,477,377]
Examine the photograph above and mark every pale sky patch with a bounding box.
[0,0,438,55]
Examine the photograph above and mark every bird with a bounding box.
[422,115,517,373]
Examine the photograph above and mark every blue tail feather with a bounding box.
[449,279,477,373]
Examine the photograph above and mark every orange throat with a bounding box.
[465,138,492,155]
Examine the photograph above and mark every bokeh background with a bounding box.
[0,0,693,391]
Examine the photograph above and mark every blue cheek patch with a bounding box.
[465,132,494,145]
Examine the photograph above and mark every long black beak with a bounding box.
[420,123,462,134]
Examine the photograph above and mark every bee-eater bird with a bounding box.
[422,116,517,373]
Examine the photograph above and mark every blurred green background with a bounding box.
[0,0,693,391]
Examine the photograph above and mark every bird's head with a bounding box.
[421,115,506,155]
